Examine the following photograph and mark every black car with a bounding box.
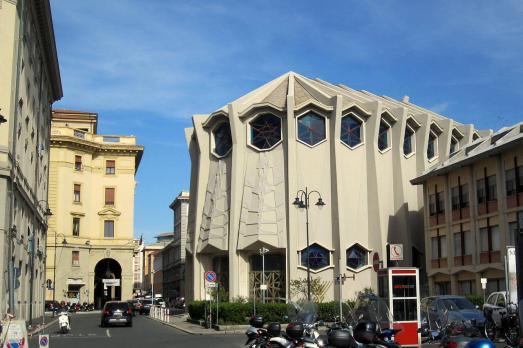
[101,301,133,327]
[138,299,161,315]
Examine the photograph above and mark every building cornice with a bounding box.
[50,135,144,169]
[31,0,63,101]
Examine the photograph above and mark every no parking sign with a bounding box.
[39,334,49,348]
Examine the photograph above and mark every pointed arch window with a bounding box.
[427,130,438,160]
[403,125,415,156]
[300,243,330,270]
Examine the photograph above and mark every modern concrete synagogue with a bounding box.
[184,72,486,302]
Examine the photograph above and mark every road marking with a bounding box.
[106,329,111,338]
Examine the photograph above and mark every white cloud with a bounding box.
[429,102,449,115]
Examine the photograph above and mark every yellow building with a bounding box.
[46,109,143,308]
[412,123,523,296]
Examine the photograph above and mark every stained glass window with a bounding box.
[300,243,330,270]
[250,114,281,150]
[378,120,390,151]
[340,115,363,147]
[213,122,232,157]
[403,126,414,156]
[297,112,326,146]
[346,244,368,270]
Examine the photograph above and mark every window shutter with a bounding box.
[105,188,115,205]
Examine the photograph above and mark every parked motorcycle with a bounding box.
[484,302,519,347]
[244,315,282,348]
[268,301,327,348]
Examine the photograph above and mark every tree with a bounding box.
[289,277,331,303]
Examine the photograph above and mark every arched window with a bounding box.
[340,115,363,148]
[300,243,330,270]
[249,114,282,150]
[297,112,326,146]
[212,122,232,157]
[378,119,391,151]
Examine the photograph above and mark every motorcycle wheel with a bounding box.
[484,319,496,341]
[505,326,519,347]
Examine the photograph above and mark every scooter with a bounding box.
[58,311,71,334]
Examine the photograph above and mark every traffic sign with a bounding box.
[373,252,380,272]
[39,334,50,348]
[389,244,404,261]
[205,271,217,283]
[207,282,218,288]
[260,284,268,290]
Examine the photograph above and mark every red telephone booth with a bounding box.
[378,267,420,347]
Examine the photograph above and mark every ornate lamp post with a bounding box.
[292,187,325,301]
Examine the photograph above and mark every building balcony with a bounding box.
[506,193,523,209]
[51,126,137,145]
[480,250,501,264]
[454,255,473,266]
[431,258,448,269]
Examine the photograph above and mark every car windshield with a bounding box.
[141,299,152,305]
[443,298,475,310]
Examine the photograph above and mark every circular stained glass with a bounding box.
[346,244,368,270]
[297,112,326,146]
[250,114,282,150]
[301,244,330,270]
[341,115,363,147]
[213,122,232,157]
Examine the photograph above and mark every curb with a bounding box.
[27,317,59,337]
[147,316,225,336]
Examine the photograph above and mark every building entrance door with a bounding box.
[94,258,122,309]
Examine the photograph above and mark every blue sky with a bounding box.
[50,1,523,242]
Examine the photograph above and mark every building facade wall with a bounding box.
[420,135,523,297]
[0,0,62,320]
[185,72,481,302]
[45,110,142,308]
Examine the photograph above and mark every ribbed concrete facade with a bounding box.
[185,72,484,301]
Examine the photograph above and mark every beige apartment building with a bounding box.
[185,72,487,302]
[0,0,62,320]
[46,109,143,308]
[412,123,523,296]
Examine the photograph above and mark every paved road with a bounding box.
[29,312,245,348]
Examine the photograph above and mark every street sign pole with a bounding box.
[216,283,219,327]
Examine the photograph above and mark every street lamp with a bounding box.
[52,232,67,316]
[292,187,325,301]
[0,108,6,124]
[259,247,269,303]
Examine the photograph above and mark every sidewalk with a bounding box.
[26,313,59,336]
[148,314,246,335]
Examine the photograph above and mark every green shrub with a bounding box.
[187,301,206,321]
[466,294,484,308]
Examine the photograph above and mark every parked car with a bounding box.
[128,299,142,315]
[483,291,508,327]
[139,299,154,315]
[421,296,485,329]
[101,301,133,327]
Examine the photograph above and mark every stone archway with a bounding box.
[94,258,122,309]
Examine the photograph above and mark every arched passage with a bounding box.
[94,258,122,309]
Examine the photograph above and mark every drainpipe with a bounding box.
[6,0,27,317]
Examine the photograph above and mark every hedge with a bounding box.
[187,301,353,325]
[466,294,484,308]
